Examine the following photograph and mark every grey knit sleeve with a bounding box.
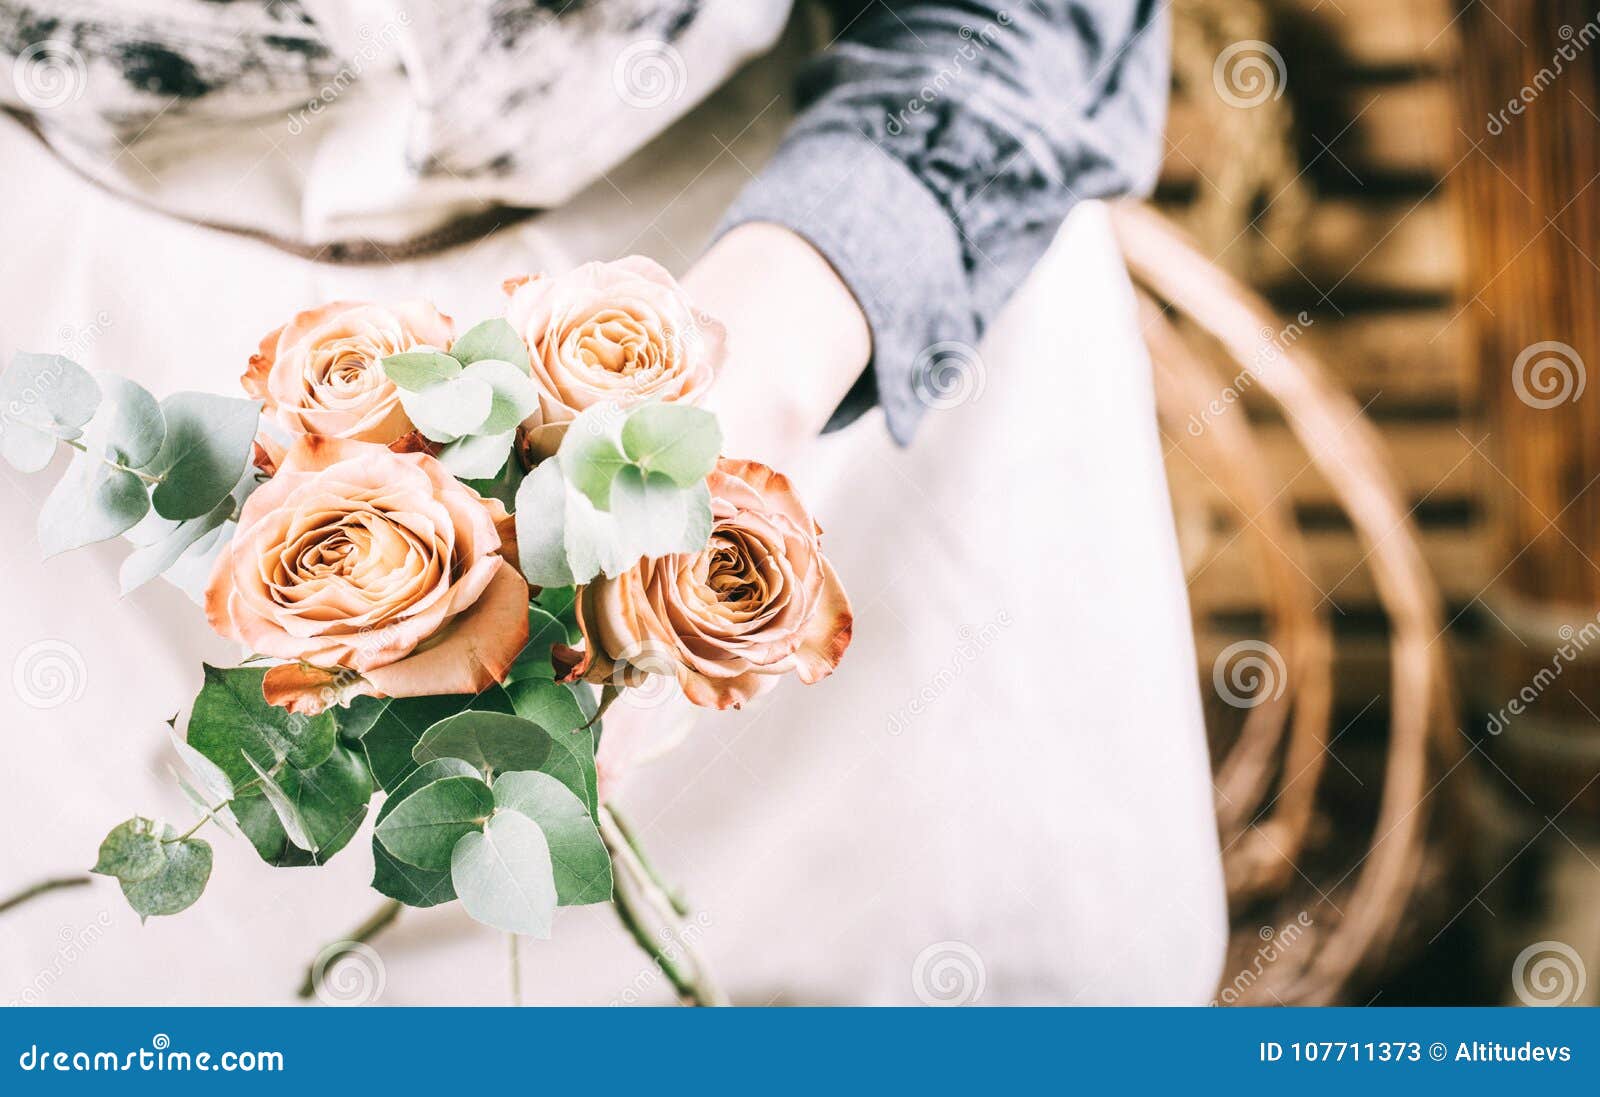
[716,1,1169,444]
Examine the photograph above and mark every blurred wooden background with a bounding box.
[1151,0,1600,1004]
[1159,0,1477,718]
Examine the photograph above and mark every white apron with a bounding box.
[0,33,1226,1006]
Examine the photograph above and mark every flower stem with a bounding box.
[610,871,699,1004]
[607,804,690,917]
[297,899,403,999]
[509,933,523,1006]
[0,875,91,916]
[599,805,727,1006]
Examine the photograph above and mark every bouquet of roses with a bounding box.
[0,257,851,1004]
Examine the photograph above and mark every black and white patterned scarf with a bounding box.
[0,0,791,253]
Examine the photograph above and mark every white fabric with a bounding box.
[0,57,1225,1005]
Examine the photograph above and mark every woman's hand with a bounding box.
[683,222,871,467]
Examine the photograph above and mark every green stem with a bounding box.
[599,805,727,1007]
[509,933,523,1006]
[610,872,699,1005]
[297,899,403,999]
[59,436,163,485]
[608,805,690,917]
[0,875,92,916]
[168,773,265,843]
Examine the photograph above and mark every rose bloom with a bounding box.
[243,300,454,445]
[564,458,851,709]
[205,436,529,714]
[504,256,725,432]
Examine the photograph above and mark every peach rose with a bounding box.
[243,301,454,445]
[504,256,725,431]
[204,436,529,714]
[565,458,851,709]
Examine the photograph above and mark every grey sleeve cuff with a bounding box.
[715,128,976,446]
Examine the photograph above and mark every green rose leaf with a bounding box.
[611,465,712,560]
[558,409,630,510]
[119,828,212,920]
[91,817,167,883]
[451,809,557,938]
[507,606,571,682]
[450,319,530,372]
[381,350,461,392]
[186,665,337,787]
[492,771,612,906]
[397,374,493,443]
[37,453,150,558]
[620,403,722,487]
[437,429,516,480]
[85,374,165,469]
[230,744,373,867]
[412,711,551,777]
[369,757,478,907]
[374,773,494,871]
[149,392,260,520]
[332,695,386,742]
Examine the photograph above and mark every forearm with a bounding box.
[715,1,1170,445]
[684,222,870,466]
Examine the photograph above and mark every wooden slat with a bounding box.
[1277,0,1460,70]
[1186,524,1486,613]
[1294,311,1474,406]
[1321,79,1457,178]
[1163,79,1458,188]
[1166,421,1478,509]
[1266,197,1463,298]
